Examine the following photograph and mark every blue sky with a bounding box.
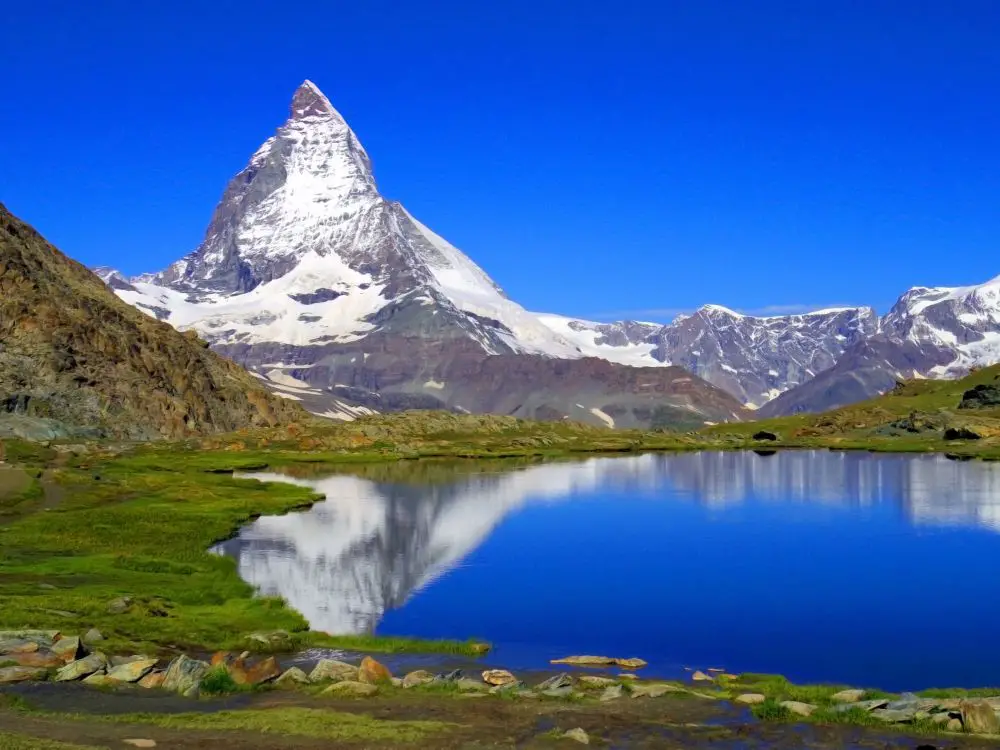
[3,1,999,322]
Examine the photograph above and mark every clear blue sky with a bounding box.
[3,1,999,321]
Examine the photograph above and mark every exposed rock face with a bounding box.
[94,81,746,430]
[0,204,303,439]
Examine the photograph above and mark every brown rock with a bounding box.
[0,640,39,655]
[960,700,1000,734]
[831,689,866,703]
[7,650,64,668]
[230,655,281,686]
[577,675,617,689]
[551,655,647,669]
[482,669,517,687]
[401,670,435,688]
[106,658,158,683]
[0,666,48,684]
[51,636,82,663]
[138,671,165,689]
[691,670,713,682]
[358,655,392,685]
[735,693,767,705]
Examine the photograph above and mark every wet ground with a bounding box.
[3,682,998,749]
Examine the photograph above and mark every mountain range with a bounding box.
[94,81,1000,425]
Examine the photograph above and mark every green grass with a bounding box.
[751,698,793,722]
[90,707,452,742]
[731,673,858,705]
[0,734,103,750]
[918,686,1000,699]
[198,665,243,695]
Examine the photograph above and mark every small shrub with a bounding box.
[752,698,792,722]
[199,666,241,695]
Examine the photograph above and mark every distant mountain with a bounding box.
[761,276,1000,417]
[0,203,303,440]
[97,81,745,429]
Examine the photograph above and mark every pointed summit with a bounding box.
[290,79,341,120]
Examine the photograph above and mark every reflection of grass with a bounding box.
[91,707,452,742]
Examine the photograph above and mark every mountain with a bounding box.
[537,305,879,407]
[0,203,303,440]
[760,275,1000,417]
[99,81,746,429]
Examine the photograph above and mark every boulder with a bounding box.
[831,689,866,703]
[82,672,114,687]
[944,426,981,440]
[322,680,378,697]
[578,675,617,689]
[402,670,435,688]
[309,659,358,683]
[358,656,392,685]
[0,630,60,646]
[563,727,590,745]
[161,655,209,696]
[536,673,573,691]
[551,655,647,669]
[0,666,48,684]
[8,651,64,668]
[230,655,281,686]
[735,693,767,705]
[482,669,517,687]
[51,636,83,663]
[873,708,917,723]
[110,655,147,667]
[106,658,158,683]
[83,629,104,644]
[138,671,165,689]
[959,384,1000,410]
[631,683,680,699]
[107,596,133,614]
[780,701,817,717]
[55,653,108,682]
[0,639,40,655]
[691,670,713,682]
[274,667,310,687]
[960,700,1000,734]
[599,684,624,702]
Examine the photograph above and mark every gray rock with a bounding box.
[106,658,158,683]
[536,673,573,691]
[401,670,435,688]
[563,727,590,744]
[541,687,575,698]
[735,693,767,705]
[438,669,463,681]
[321,680,378,697]
[245,630,293,650]
[0,631,60,649]
[51,636,82,662]
[161,655,209,696]
[599,684,624,702]
[0,666,48,684]
[455,678,490,693]
[107,596,133,614]
[780,700,817,717]
[308,659,358,683]
[831,689,866,703]
[0,639,39,655]
[55,653,108,682]
[872,708,917,723]
[83,629,104,644]
[274,667,310,687]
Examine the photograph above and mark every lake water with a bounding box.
[214,451,1000,691]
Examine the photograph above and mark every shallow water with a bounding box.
[213,451,1000,690]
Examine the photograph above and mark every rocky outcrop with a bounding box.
[0,204,304,440]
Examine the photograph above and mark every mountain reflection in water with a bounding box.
[213,451,1000,636]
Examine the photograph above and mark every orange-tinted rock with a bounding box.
[230,656,281,686]
[210,651,234,667]
[9,651,63,668]
[358,656,392,685]
[138,671,165,689]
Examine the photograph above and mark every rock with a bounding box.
[930,712,953,725]
[753,430,778,441]
[110,655,147,667]
[691,670,713,682]
[438,669,463,681]
[831,689,866,703]
[482,669,517,687]
[0,666,48,684]
[631,683,680,699]
[960,384,1000,410]
[245,630,293,651]
[551,655,647,669]
[107,596,133,614]
[947,718,963,732]
[873,708,917,723]
[55,653,107,682]
[536,673,573,691]
[577,675,617,689]
[274,667,310,687]
[0,639,39,655]
[358,656,392,685]
[0,630,60,645]
[138,671,165,689]
[455,678,490,693]
[82,672,114,687]
[8,651,64,668]
[617,673,638,681]
[960,700,1000,734]
[780,700,817,717]
[322,680,378,697]
[230,655,281,685]
[563,727,590,744]
[51,636,83,663]
[402,669,435,688]
[945,426,982,440]
[735,693,767,705]
[107,658,158,683]
[123,741,157,749]
[599,684,624,702]
[489,681,523,694]
[161,655,209,696]
[309,659,358,683]
[391,677,402,688]
[857,698,890,711]
[83,629,104,644]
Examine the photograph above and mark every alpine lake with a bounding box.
[214,450,1000,692]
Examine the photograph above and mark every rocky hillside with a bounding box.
[0,204,304,439]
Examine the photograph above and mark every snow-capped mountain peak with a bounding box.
[290,79,343,121]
